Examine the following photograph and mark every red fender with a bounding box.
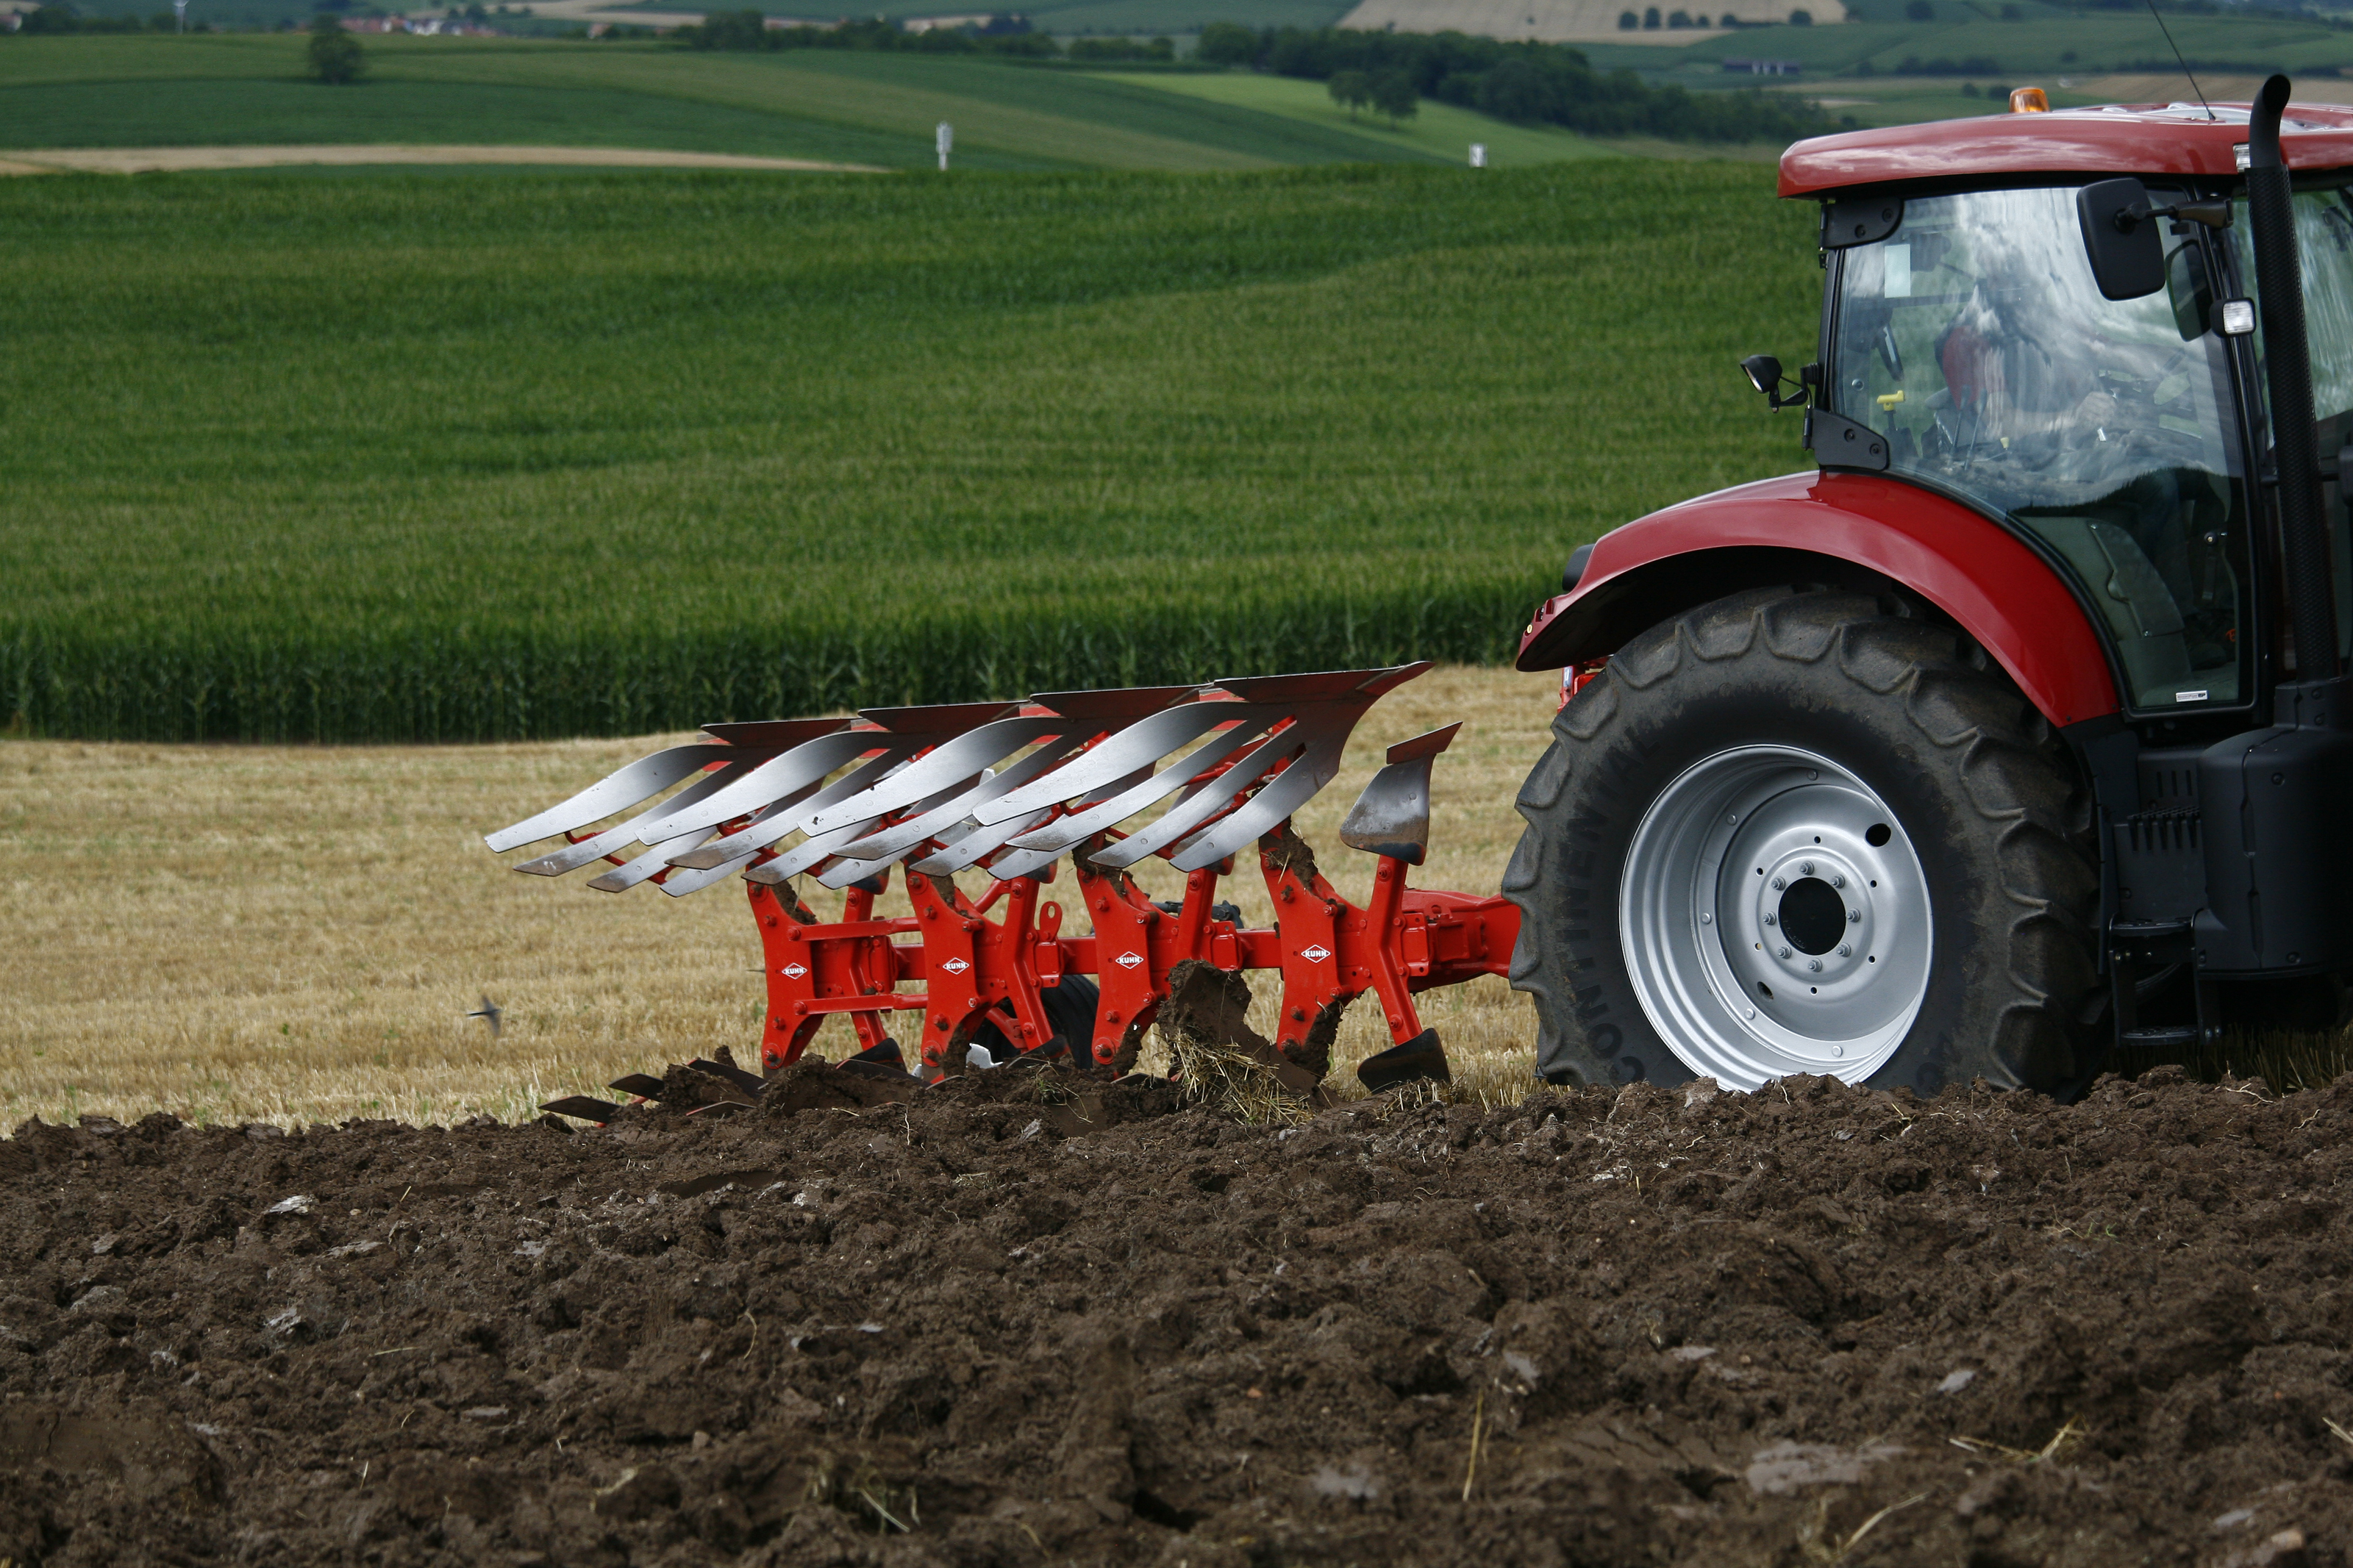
[1515,470,2122,729]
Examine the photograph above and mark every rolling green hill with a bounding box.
[0,160,1818,742]
[1101,65,1619,164]
[0,75,954,163]
[0,34,1580,168]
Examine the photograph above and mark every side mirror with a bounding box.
[1740,354,1806,409]
[2077,178,2167,301]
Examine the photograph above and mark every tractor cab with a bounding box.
[1797,102,2353,718]
[1510,82,2353,1096]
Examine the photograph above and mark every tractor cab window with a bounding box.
[1830,186,2250,713]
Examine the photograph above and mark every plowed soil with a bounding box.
[7,1062,2353,1567]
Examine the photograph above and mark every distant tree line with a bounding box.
[12,4,210,32]
[676,12,1169,57]
[1196,22,1836,143]
[1615,7,1804,28]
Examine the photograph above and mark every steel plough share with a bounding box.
[485,664,1520,1114]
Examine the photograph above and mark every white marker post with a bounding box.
[1469,143,1486,168]
[937,121,953,171]
[173,0,186,27]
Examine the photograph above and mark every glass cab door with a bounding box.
[2228,187,2353,677]
[1829,186,2252,714]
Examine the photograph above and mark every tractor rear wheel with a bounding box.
[1504,586,2100,1096]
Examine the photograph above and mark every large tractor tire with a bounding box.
[1504,586,2101,1096]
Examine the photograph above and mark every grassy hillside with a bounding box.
[1100,65,1619,164]
[0,35,1552,168]
[0,76,951,164]
[0,161,1818,742]
[1582,1,2353,83]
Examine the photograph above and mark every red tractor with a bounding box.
[496,79,2353,1111]
[1509,76,2353,1097]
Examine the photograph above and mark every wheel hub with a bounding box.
[1619,745,1932,1090]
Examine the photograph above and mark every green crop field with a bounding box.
[0,160,1818,742]
[0,76,954,164]
[0,35,1577,168]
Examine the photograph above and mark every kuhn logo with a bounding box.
[781,963,808,979]
[941,957,971,975]
[1300,944,1332,963]
[1115,951,1145,970]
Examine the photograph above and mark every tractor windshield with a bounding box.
[1830,186,2249,712]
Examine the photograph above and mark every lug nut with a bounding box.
[1838,943,1852,957]
[1771,877,1787,890]
[1848,909,1862,923]
[1800,861,1815,876]
[1807,959,1822,972]
[1763,913,1777,926]
[1778,946,1792,959]
[1829,873,1844,889]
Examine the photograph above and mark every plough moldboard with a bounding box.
[485,663,1521,1117]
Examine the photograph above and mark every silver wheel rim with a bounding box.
[1618,744,1932,1092]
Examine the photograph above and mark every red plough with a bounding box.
[486,664,1519,1109]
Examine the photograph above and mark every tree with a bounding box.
[1369,67,1417,126]
[1327,68,1371,117]
[1475,55,1552,121]
[688,8,766,49]
[1196,20,1257,65]
[307,11,363,82]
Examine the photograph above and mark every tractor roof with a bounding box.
[1779,100,2353,198]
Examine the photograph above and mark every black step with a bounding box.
[2108,918,2198,965]
[2119,1025,2204,1050]
[2113,917,2194,937]
[608,1073,668,1100]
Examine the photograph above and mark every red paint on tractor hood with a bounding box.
[1780,100,2353,197]
[1516,470,2121,728]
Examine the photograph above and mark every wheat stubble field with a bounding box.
[0,664,1560,1129]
